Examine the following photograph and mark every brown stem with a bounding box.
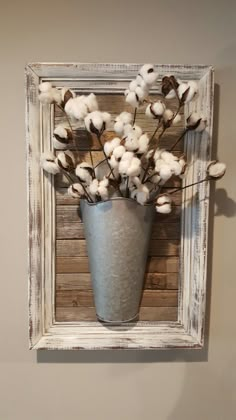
[57,104,95,171]
[142,126,165,182]
[168,178,208,195]
[97,134,123,197]
[169,128,188,151]
[133,108,137,125]
[62,170,93,203]
[125,177,129,198]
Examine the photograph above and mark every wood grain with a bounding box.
[55,306,178,322]
[56,256,180,274]
[56,221,181,240]
[56,290,178,308]
[56,239,180,257]
[56,273,178,291]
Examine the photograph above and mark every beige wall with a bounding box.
[1,0,236,419]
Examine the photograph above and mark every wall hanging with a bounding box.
[26,63,225,349]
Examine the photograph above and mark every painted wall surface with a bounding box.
[0,1,235,419]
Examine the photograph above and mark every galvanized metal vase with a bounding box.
[80,198,155,323]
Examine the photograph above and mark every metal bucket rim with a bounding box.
[81,197,155,208]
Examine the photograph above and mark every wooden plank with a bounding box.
[56,204,181,224]
[55,306,178,322]
[55,172,182,189]
[56,273,178,291]
[56,290,178,307]
[56,221,180,240]
[52,128,185,152]
[56,239,179,257]
[56,188,182,206]
[56,256,179,274]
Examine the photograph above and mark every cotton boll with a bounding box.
[114,120,125,135]
[104,138,121,156]
[118,112,132,124]
[133,125,143,138]
[129,80,139,91]
[53,125,70,149]
[159,164,172,181]
[40,152,59,175]
[121,151,134,161]
[137,134,150,154]
[187,112,207,132]
[104,142,113,157]
[177,83,189,101]
[119,160,130,175]
[165,89,176,99]
[161,75,180,98]
[84,111,103,134]
[169,160,182,176]
[113,145,126,160]
[65,97,88,120]
[156,194,172,213]
[124,133,139,152]
[39,82,52,93]
[126,157,141,176]
[54,125,68,139]
[149,173,161,184]
[136,74,149,90]
[163,109,174,125]
[109,154,119,169]
[135,86,147,101]
[118,152,134,175]
[155,158,166,172]
[51,88,62,105]
[157,195,171,205]
[153,149,163,161]
[139,64,158,86]
[125,91,139,108]
[68,183,85,198]
[195,118,207,132]
[161,151,178,163]
[156,203,172,214]
[131,183,150,205]
[98,178,109,200]
[88,179,99,197]
[39,91,55,104]
[185,81,198,102]
[207,161,226,179]
[172,113,181,125]
[146,101,166,119]
[75,162,94,184]
[102,112,111,124]
[61,87,76,106]
[85,93,99,112]
[178,81,198,104]
[56,151,75,172]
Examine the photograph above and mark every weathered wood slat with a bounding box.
[52,129,185,152]
[56,239,179,257]
[55,306,178,322]
[56,290,178,307]
[56,221,180,240]
[55,172,182,189]
[56,204,181,224]
[56,273,178,291]
[56,188,182,206]
[56,256,179,274]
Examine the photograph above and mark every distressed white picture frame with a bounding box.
[26,63,214,350]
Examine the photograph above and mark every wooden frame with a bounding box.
[26,63,214,350]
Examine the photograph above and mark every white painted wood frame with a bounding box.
[26,63,214,350]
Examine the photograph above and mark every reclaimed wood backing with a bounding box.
[55,93,183,322]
